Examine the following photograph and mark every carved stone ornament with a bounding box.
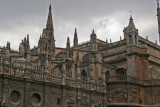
[81,96,90,106]
[155,91,160,101]
[66,98,75,104]
[112,88,126,101]
[112,87,138,103]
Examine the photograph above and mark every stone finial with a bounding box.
[7,42,10,49]
[90,29,97,43]
[24,37,26,42]
[66,37,70,59]
[27,34,29,43]
[146,36,148,40]
[110,39,112,43]
[106,39,108,43]
[92,29,95,34]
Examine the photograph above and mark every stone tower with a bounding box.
[124,16,139,77]
[39,4,55,57]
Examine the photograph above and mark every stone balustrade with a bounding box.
[106,76,160,86]
[0,63,105,92]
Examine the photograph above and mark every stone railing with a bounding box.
[0,63,105,92]
[100,39,127,50]
[106,76,160,86]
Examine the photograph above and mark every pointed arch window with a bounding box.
[116,68,126,77]
[128,35,132,44]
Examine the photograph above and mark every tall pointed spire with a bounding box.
[67,37,70,48]
[74,28,78,48]
[90,29,97,43]
[46,4,53,30]
[74,28,77,37]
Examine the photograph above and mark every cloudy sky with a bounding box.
[0,0,158,50]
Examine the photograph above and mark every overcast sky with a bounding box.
[0,0,158,50]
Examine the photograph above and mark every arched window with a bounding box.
[81,70,87,81]
[105,71,110,81]
[116,68,126,77]
[82,54,90,62]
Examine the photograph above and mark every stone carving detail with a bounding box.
[112,88,126,102]
[92,96,101,107]
[112,87,138,103]
[128,88,138,103]
[31,93,41,106]
[10,90,21,104]
[155,91,160,101]
[66,96,75,104]
[81,96,90,106]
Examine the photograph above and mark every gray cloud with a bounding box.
[0,0,158,49]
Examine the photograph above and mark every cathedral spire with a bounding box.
[46,4,53,30]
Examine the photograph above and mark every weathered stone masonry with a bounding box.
[0,1,160,107]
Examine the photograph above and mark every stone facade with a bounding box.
[0,2,160,107]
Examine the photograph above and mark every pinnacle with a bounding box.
[74,28,77,37]
[67,37,70,42]
[92,29,95,34]
[49,4,52,11]
[75,28,77,33]
[46,4,53,30]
